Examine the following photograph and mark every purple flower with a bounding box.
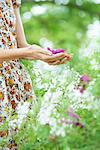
[80,75,91,83]
[68,108,80,120]
[79,86,84,93]
[47,47,64,54]
[74,122,84,128]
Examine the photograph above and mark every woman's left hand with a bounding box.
[24,53,72,65]
[47,53,72,65]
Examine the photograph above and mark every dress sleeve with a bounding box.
[12,0,21,8]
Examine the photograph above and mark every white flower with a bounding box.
[55,126,66,137]
[87,20,100,39]
[31,6,48,16]
[22,12,32,22]
[90,59,100,70]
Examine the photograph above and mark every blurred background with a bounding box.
[2,1,99,149]
[1,1,100,149]
[21,0,100,73]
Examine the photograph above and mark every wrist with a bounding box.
[20,46,32,58]
[18,42,31,48]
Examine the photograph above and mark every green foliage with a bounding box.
[1,1,100,150]
[17,2,99,149]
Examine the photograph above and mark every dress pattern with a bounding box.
[0,0,35,149]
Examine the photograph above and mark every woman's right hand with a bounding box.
[24,44,66,64]
[25,44,52,60]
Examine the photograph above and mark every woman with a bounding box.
[0,0,71,149]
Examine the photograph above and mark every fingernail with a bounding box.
[66,56,71,60]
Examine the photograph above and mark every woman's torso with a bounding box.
[0,0,34,108]
[0,0,17,49]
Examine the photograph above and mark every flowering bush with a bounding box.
[1,20,100,150]
[14,21,100,149]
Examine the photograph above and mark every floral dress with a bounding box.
[0,0,36,149]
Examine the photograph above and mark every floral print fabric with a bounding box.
[0,0,35,148]
[12,0,21,8]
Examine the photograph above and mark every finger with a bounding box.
[45,53,65,61]
[46,56,66,64]
[60,57,68,64]
[48,60,60,65]
[51,57,68,65]
[65,53,73,60]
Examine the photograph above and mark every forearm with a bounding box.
[0,47,31,63]
[14,8,29,48]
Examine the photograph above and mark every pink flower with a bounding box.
[74,122,84,128]
[80,75,91,83]
[68,107,80,120]
[47,47,64,54]
[79,86,84,93]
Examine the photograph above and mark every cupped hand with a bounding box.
[24,44,72,65]
[24,44,52,60]
[24,44,65,61]
[47,53,72,65]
